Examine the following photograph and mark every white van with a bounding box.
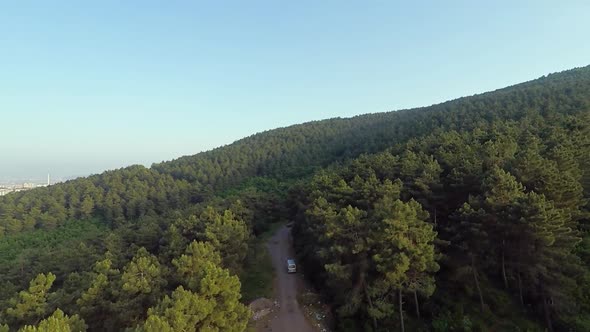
[287,259,296,273]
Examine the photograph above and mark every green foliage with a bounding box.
[168,241,251,331]
[75,258,119,329]
[1,65,590,331]
[121,248,166,295]
[140,282,250,332]
[173,241,221,290]
[0,221,106,291]
[289,67,590,330]
[17,309,87,332]
[140,286,215,332]
[431,310,472,332]
[238,224,280,302]
[195,263,251,331]
[202,207,250,273]
[0,166,192,235]
[5,273,56,326]
[293,168,440,329]
[0,220,105,264]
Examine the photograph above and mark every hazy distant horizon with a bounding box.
[2,1,589,178]
[0,157,166,181]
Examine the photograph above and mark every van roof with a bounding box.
[287,259,295,264]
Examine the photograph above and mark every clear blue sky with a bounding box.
[2,1,589,180]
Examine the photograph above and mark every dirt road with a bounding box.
[263,225,316,332]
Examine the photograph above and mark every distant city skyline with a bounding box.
[0,173,71,184]
[2,1,590,178]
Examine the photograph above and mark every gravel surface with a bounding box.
[261,225,316,332]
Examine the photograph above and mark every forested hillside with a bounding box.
[0,65,589,331]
